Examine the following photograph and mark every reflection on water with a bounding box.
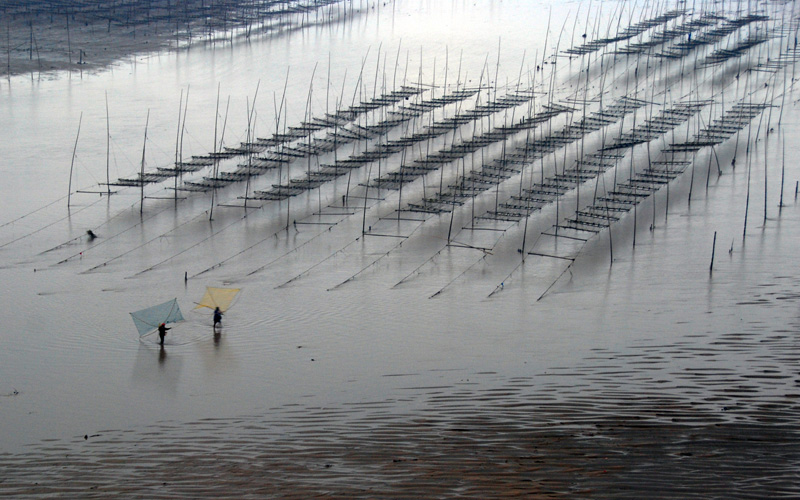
[131,344,182,394]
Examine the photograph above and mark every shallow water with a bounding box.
[2,0,800,496]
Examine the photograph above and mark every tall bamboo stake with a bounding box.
[244,80,261,211]
[710,231,717,273]
[174,88,184,202]
[105,92,110,195]
[177,86,190,202]
[140,109,150,215]
[779,130,785,213]
[743,152,751,241]
[209,84,221,221]
[67,112,82,208]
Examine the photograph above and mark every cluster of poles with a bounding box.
[4,0,363,76]
[55,0,800,295]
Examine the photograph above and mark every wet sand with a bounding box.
[3,379,799,497]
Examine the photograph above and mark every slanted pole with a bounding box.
[764,127,768,222]
[743,155,751,241]
[140,109,150,215]
[178,86,190,202]
[174,89,184,202]
[779,131,785,213]
[105,93,110,195]
[209,84,221,221]
[67,112,83,208]
[710,231,717,274]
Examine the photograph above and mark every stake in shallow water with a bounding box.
[67,112,82,208]
[140,109,150,216]
[710,230,717,274]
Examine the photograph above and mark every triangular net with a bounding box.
[194,287,241,313]
[130,298,185,337]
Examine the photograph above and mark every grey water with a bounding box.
[2,0,800,460]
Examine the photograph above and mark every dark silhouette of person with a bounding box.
[158,323,170,345]
[213,307,223,329]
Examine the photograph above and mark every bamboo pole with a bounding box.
[710,230,717,273]
[105,92,110,195]
[67,112,82,208]
[140,109,150,216]
[209,84,221,221]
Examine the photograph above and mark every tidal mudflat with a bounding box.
[2,0,800,497]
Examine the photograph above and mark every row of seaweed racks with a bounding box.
[561,102,769,233]
[224,89,482,197]
[661,102,773,154]
[563,9,685,56]
[245,88,536,201]
[108,85,427,189]
[602,101,710,151]
[434,109,637,217]
[360,98,566,192]
[486,97,716,224]
[699,30,774,67]
[400,97,648,215]
[110,161,213,187]
[655,14,770,59]
[611,13,723,56]
[246,85,427,148]
[487,160,622,223]
[444,96,700,222]
[180,87,478,194]
[250,87,479,154]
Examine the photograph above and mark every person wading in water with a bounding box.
[158,323,170,345]
[213,307,223,329]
